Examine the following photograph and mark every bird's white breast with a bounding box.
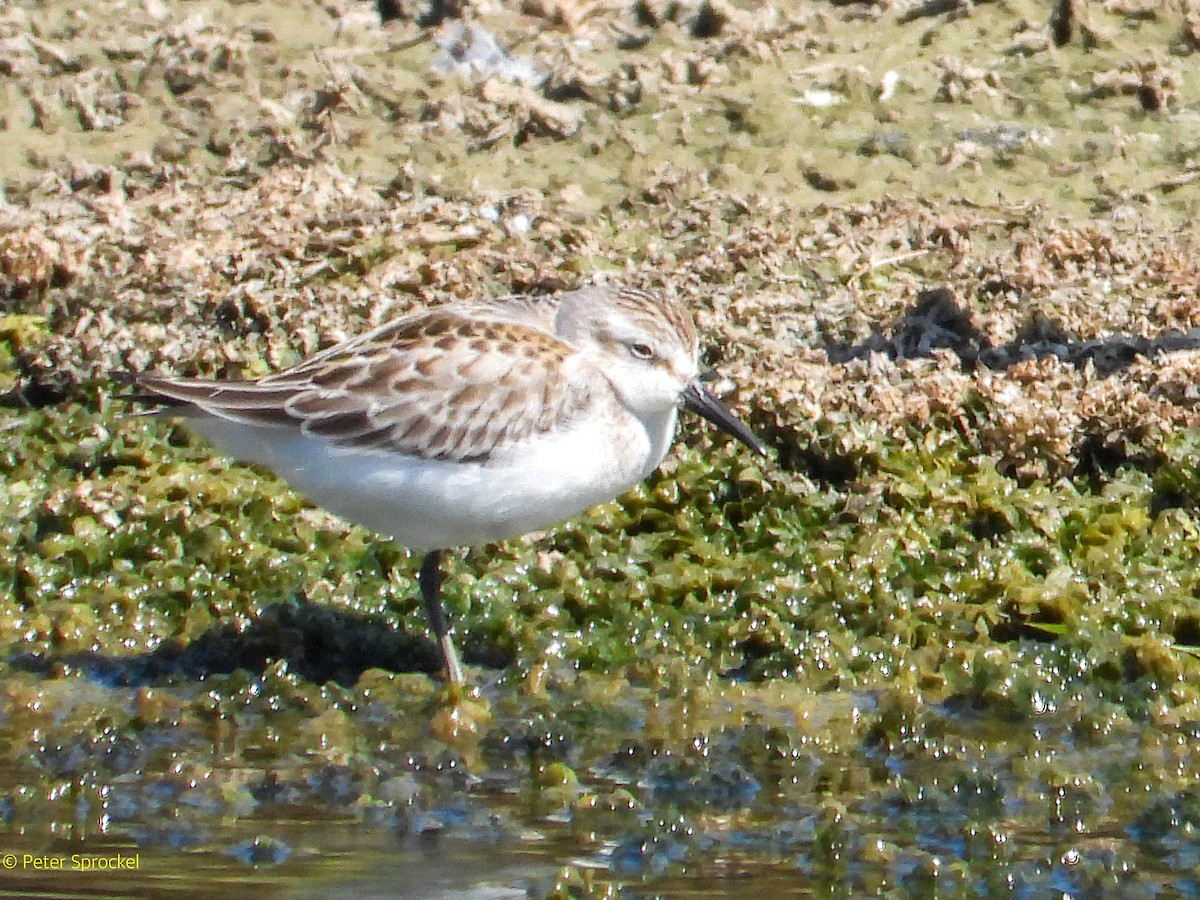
[185,400,680,551]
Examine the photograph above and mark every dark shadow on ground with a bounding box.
[824,287,1200,375]
[6,598,511,687]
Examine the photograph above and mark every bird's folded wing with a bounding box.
[137,310,596,463]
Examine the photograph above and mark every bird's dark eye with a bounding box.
[629,342,655,360]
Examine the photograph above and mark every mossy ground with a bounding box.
[4,0,1200,896]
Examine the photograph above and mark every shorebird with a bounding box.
[134,285,767,685]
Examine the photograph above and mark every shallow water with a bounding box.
[0,658,1193,898]
[0,823,577,899]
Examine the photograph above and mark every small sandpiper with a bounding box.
[134,285,767,685]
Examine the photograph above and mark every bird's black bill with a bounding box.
[682,381,768,457]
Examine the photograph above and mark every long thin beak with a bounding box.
[681,380,769,457]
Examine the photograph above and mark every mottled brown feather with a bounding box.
[138,309,595,463]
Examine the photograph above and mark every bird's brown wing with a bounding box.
[136,309,595,462]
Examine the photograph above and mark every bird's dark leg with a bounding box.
[418,549,464,686]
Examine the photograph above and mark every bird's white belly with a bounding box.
[186,407,678,551]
